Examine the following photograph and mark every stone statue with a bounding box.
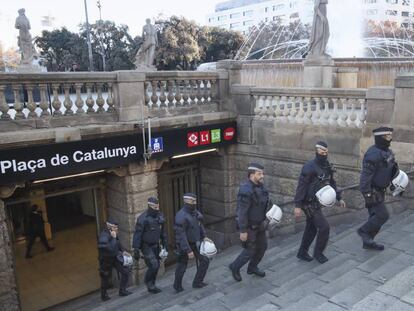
[134,19,158,71]
[15,8,34,65]
[308,0,330,58]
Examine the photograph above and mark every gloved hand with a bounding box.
[133,250,140,261]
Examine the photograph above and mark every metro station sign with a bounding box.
[0,121,237,185]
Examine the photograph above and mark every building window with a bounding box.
[230,12,241,19]
[243,20,253,26]
[386,0,398,3]
[402,11,410,17]
[273,4,284,11]
[385,10,398,16]
[218,15,227,21]
[364,0,377,3]
[264,7,269,13]
[243,10,253,17]
[230,22,241,29]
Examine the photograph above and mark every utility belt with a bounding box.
[249,219,269,231]
[301,200,321,218]
[365,188,385,206]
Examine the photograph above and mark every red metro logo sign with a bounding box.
[187,126,236,148]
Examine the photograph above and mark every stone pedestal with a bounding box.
[302,56,334,88]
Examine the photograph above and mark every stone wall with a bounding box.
[0,199,19,311]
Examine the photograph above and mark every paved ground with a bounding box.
[48,207,414,311]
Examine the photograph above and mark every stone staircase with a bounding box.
[48,208,414,311]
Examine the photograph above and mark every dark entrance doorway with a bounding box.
[158,158,201,265]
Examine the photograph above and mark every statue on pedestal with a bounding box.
[15,8,34,65]
[308,0,330,58]
[134,19,158,71]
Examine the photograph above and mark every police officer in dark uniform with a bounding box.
[133,197,168,294]
[97,220,131,301]
[25,204,54,258]
[357,126,398,250]
[294,142,346,264]
[229,163,271,282]
[173,193,209,292]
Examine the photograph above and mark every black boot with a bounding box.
[357,228,373,246]
[119,288,132,296]
[147,282,162,294]
[192,282,208,289]
[229,264,242,282]
[363,241,385,251]
[173,284,184,293]
[314,253,329,264]
[247,267,266,277]
[297,250,313,262]
[101,288,110,301]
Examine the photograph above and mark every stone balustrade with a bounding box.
[252,88,367,128]
[0,73,118,121]
[144,72,218,109]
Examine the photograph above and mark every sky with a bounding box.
[0,0,223,49]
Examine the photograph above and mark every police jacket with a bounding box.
[97,229,124,259]
[236,179,270,233]
[27,211,44,236]
[132,208,168,250]
[360,145,398,194]
[294,157,341,208]
[174,204,205,253]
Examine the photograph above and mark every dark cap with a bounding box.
[247,162,264,171]
[315,141,328,151]
[148,197,159,206]
[106,219,118,227]
[373,126,393,136]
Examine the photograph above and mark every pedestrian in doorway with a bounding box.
[25,204,54,259]
[98,220,132,301]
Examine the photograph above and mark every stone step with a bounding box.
[351,291,401,311]
[317,259,361,283]
[230,293,280,311]
[280,293,327,311]
[316,269,368,298]
[366,252,413,284]
[376,265,414,298]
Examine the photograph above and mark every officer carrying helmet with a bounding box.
[358,126,400,250]
[294,142,346,264]
[229,163,272,282]
[173,193,210,292]
[97,220,132,301]
[133,197,168,294]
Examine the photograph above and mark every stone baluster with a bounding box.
[189,80,197,105]
[253,95,260,118]
[106,83,116,113]
[288,96,297,123]
[338,98,348,127]
[254,95,264,119]
[159,81,167,108]
[274,96,282,122]
[296,97,305,124]
[167,80,175,107]
[26,84,37,118]
[320,97,330,125]
[0,85,10,120]
[86,83,95,113]
[304,97,313,124]
[144,82,151,107]
[196,80,203,104]
[74,83,85,114]
[63,84,74,115]
[150,80,159,108]
[262,96,270,120]
[357,99,366,128]
[96,83,105,113]
[329,98,339,126]
[210,79,216,101]
[348,98,357,127]
[51,84,62,116]
[267,96,276,120]
[312,97,322,125]
[182,80,189,105]
[203,80,209,102]
[281,96,290,123]
[39,84,50,116]
[12,84,25,119]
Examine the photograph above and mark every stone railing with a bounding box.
[0,73,118,121]
[251,88,367,128]
[144,72,219,109]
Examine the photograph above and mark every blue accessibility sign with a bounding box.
[151,137,164,153]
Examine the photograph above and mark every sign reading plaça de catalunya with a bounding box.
[0,121,236,185]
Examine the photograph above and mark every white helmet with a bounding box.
[159,248,169,260]
[391,170,409,197]
[200,238,217,259]
[122,252,134,267]
[266,204,283,224]
[315,185,337,207]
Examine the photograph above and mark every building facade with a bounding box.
[206,0,414,34]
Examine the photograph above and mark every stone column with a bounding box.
[217,60,242,112]
[0,185,23,311]
[200,147,238,249]
[106,160,163,285]
[115,71,148,122]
